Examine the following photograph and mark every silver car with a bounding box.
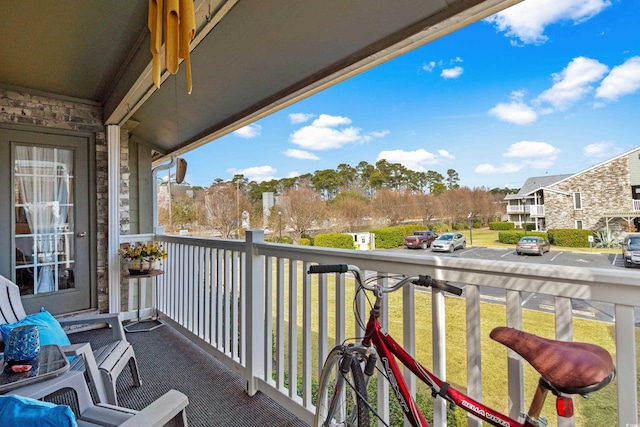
[431,232,466,252]
[515,236,550,256]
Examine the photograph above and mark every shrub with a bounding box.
[369,226,407,249]
[299,237,311,246]
[314,233,355,249]
[547,229,592,247]
[489,221,515,230]
[430,222,450,233]
[498,230,548,244]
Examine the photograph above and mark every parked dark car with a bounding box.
[516,236,550,256]
[404,231,438,249]
[430,232,466,252]
[621,232,640,268]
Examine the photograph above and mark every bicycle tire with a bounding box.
[315,346,370,427]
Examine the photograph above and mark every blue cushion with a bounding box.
[0,395,77,427]
[0,310,71,348]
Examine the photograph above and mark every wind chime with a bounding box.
[148,0,196,94]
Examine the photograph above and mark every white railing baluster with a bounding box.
[276,257,285,389]
[318,272,328,378]
[264,256,273,385]
[378,274,390,426]
[403,279,416,427]
[232,250,239,361]
[466,284,482,427]
[432,286,447,427]
[302,260,313,409]
[288,259,298,400]
[506,290,524,420]
[615,304,637,427]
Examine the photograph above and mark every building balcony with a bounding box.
[110,231,638,427]
[506,204,545,217]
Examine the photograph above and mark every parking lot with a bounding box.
[385,245,638,323]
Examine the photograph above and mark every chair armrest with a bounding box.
[119,390,189,427]
[58,312,126,342]
[61,342,109,404]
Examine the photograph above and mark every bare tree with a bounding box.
[281,187,326,244]
[200,183,250,238]
[328,195,369,232]
[370,188,412,226]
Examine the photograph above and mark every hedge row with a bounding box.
[547,229,592,247]
[365,225,409,249]
[489,221,515,230]
[314,233,356,249]
[498,231,548,244]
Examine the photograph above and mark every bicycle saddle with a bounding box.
[490,327,615,395]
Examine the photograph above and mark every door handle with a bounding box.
[77,232,87,238]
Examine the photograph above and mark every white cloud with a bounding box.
[422,61,436,72]
[376,149,452,172]
[536,57,609,110]
[437,149,455,160]
[489,101,538,125]
[503,141,561,159]
[288,113,315,124]
[227,165,277,182]
[311,114,351,127]
[441,66,463,79]
[283,149,320,160]
[474,163,523,174]
[475,141,561,174]
[233,124,261,138]
[369,130,390,138]
[486,0,611,45]
[583,141,623,159]
[596,56,640,101]
[289,114,386,150]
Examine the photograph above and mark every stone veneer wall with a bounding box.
[545,155,631,230]
[0,86,129,312]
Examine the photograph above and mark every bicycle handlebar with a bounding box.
[307,264,463,296]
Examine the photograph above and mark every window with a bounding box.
[573,192,582,210]
[576,220,583,229]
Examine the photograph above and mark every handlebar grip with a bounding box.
[415,275,463,296]
[308,264,349,274]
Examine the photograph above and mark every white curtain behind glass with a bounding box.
[15,146,72,294]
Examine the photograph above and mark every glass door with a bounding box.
[14,145,76,295]
[1,127,92,315]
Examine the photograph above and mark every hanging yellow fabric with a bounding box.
[148,0,195,91]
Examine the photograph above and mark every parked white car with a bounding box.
[430,232,466,252]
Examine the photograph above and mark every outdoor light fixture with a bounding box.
[148,0,196,93]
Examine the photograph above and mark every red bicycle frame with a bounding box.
[363,313,533,427]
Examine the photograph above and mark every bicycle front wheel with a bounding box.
[315,346,369,427]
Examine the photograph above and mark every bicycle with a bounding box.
[308,264,616,427]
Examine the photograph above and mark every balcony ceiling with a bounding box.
[0,0,519,162]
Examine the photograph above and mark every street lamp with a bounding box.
[277,209,282,242]
[468,209,473,246]
[521,197,527,236]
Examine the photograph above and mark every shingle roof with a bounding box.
[504,174,574,200]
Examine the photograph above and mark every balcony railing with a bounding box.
[506,205,545,216]
[122,231,638,427]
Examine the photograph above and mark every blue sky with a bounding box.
[181,0,640,190]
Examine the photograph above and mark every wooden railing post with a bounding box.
[245,229,265,396]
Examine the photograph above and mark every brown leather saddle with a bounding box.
[490,327,615,395]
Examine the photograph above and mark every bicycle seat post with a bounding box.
[525,379,549,426]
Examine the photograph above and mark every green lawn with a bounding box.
[270,260,627,426]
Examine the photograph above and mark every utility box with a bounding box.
[346,232,375,251]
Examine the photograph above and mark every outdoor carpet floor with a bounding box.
[64,322,309,427]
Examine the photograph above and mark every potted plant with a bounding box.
[118,242,168,275]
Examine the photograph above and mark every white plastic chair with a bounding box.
[0,274,141,405]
